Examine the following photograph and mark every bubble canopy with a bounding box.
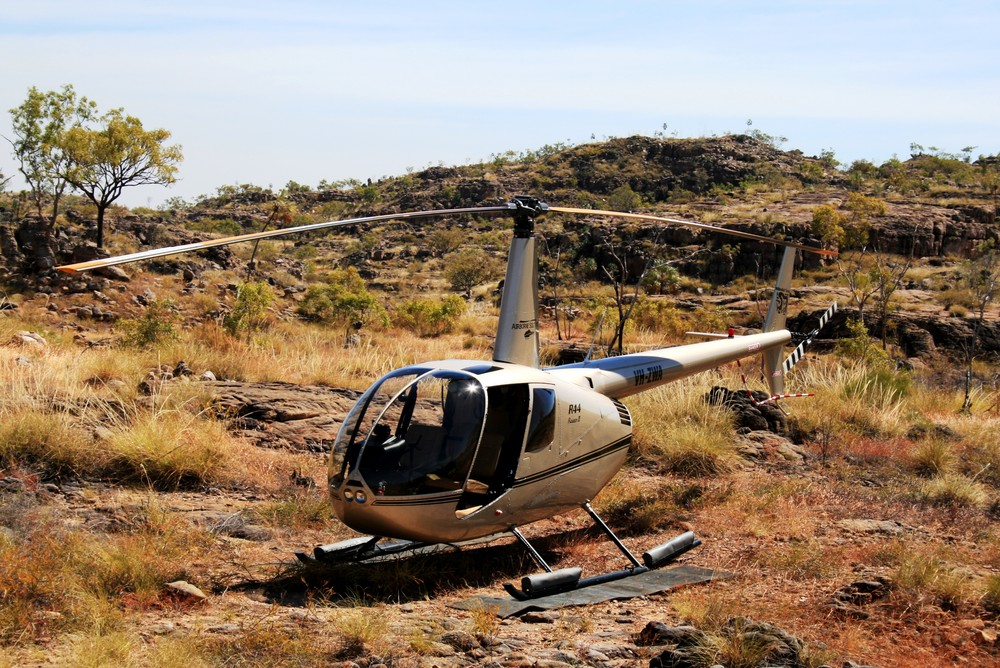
[330,368,487,496]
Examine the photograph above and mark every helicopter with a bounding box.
[58,195,836,599]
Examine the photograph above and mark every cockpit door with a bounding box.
[458,383,556,514]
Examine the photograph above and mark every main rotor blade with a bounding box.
[548,206,837,257]
[56,205,511,273]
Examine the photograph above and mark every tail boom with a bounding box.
[549,330,791,399]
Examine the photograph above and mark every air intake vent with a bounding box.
[612,400,632,426]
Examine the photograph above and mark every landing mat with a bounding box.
[450,564,730,618]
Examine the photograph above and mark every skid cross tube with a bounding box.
[583,501,643,569]
[511,527,553,573]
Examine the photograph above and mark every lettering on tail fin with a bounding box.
[775,289,789,316]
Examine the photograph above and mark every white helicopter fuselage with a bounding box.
[330,359,632,543]
[328,327,790,543]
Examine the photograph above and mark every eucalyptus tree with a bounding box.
[962,242,1000,413]
[8,85,183,257]
[61,108,182,247]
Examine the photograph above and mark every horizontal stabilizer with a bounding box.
[685,331,734,339]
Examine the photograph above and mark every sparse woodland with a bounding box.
[2,130,1000,667]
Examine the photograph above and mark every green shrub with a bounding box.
[185,217,242,236]
[836,318,891,368]
[222,281,274,338]
[395,296,466,337]
[296,268,388,335]
[118,300,178,348]
[444,247,498,294]
[427,228,466,257]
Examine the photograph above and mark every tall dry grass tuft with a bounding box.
[626,376,740,475]
[791,360,912,440]
[881,541,980,612]
[0,409,95,475]
[933,413,1000,490]
[910,438,955,477]
[333,602,391,658]
[594,474,707,535]
[916,473,989,508]
[102,409,239,488]
[101,406,316,493]
[252,487,335,530]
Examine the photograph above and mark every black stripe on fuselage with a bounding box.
[372,492,462,507]
[513,435,632,488]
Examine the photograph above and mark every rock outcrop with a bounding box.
[206,380,360,452]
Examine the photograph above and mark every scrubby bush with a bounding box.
[117,300,178,348]
[427,228,465,257]
[444,247,499,295]
[184,217,242,236]
[394,296,466,337]
[836,318,891,368]
[297,267,388,336]
[222,281,274,338]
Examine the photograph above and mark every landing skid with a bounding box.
[294,532,508,565]
[294,504,700,602]
[502,502,701,601]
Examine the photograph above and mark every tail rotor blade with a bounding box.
[782,302,838,374]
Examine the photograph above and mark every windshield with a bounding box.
[329,367,429,488]
[358,370,486,496]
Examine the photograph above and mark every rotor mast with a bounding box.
[493,196,545,368]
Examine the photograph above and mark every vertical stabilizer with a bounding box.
[761,246,796,395]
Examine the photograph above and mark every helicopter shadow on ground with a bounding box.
[241,526,607,607]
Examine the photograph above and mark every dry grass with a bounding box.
[916,473,990,507]
[910,438,955,476]
[1,336,320,498]
[0,494,210,647]
[0,402,304,492]
[167,318,492,388]
[791,360,912,439]
[626,376,740,475]
[883,542,981,613]
[251,488,335,530]
[201,621,336,667]
[0,409,96,476]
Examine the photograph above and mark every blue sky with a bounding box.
[2,1,998,207]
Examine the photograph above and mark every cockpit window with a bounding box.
[357,370,486,496]
[329,367,429,487]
